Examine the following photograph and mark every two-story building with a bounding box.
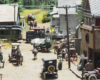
[0,4,24,40]
[58,0,82,36]
[81,0,100,69]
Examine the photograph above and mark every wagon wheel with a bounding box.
[20,57,23,65]
[20,56,23,62]
[9,55,11,62]
[84,73,88,80]
[43,72,46,79]
[88,75,97,80]
[56,72,58,78]
[29,39,31,43]
[16,57,19,65]
[26,39,28,43]
[2,62,4,68]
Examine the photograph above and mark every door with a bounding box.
[95,53,100,68]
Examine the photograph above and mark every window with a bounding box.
[13,31,16,34]
[10,31,12,35]
[1,31,4,34]
[89,18,91,26]
[85,33,89,43]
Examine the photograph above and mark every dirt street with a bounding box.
[0,40,80,80]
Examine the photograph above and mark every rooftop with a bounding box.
[89,0,100,16]
[0,4,18,22]
[58,0,82,15]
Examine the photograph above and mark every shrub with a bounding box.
[42,12,50,23]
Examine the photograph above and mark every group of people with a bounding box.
[11,46,22,57]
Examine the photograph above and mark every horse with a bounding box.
[54,42,67,54]
[27,13,35,23]
[16,49,23,65]
[32,48,38,60]
[30,20,37,29]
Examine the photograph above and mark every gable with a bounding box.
[83,0,91,14]
[82,0,100,17]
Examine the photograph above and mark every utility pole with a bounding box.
[57,5,76,68]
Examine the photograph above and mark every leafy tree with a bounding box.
[77,0,84,23]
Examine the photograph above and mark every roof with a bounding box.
[30,27,45,30]
[58,0,82,15]
[11,43,20,46]
[80,24,93,31]
[76,24,80,29]
[50,6,58,15]
[89,0,100,17]
[0,4,18,22]
[0,25,23,30]
[42,57,56,61]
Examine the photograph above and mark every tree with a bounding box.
[77,0,84,23]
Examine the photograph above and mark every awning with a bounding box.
[76,24,80,29]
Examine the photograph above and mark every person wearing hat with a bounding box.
[57,47,61,59]
[58,54,63,70]
[62,49,66,60]
[85,60,93,71]
[15,46,20,52]
[33,43,38,49]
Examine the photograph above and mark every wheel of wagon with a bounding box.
[58,62,62,70]
[2,62,5,68]
[9,55,11,62]
[43,72,46,79]
[84,73,88,80]
[29,39,31,43]
[56,72,58,78]
[88,75,97,80]
[26,39,28,43]
[20,56,23,62]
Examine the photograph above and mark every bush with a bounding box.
[20,19,22,25]
[42,12,50,23]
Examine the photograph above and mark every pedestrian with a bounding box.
[33,43,38,49]
[57,47,61,59]
[85,60,93,71]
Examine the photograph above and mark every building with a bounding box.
[81,0,100,69]
[50,6,60,27]
[0,4,24,40]
[58,0,82,36]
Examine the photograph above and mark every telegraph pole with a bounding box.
[57,5,76,68]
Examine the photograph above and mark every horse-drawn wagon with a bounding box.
[9,43,23,65]
[32,37,52,52]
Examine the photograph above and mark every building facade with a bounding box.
[81,0,100,69]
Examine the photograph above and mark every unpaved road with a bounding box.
[0,40,80,80]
